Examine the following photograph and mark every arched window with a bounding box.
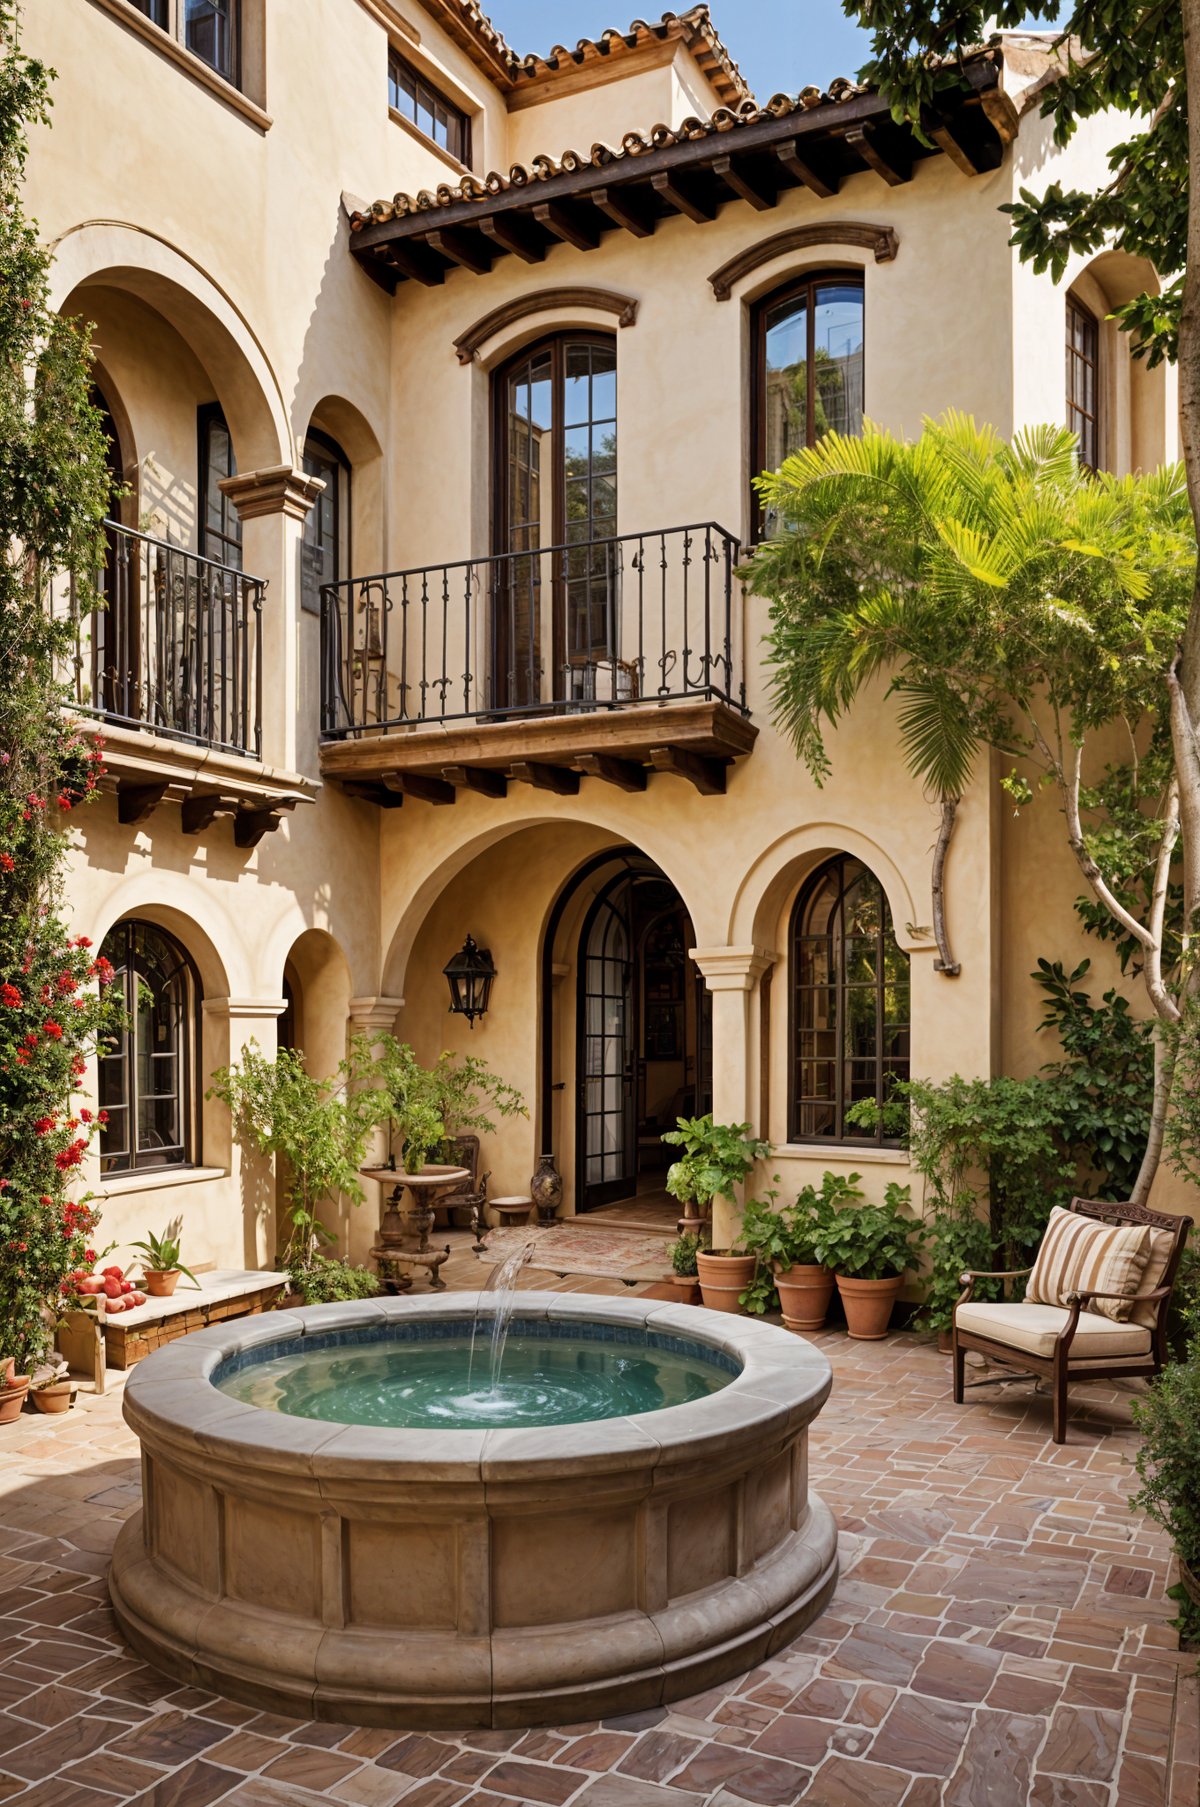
[97,921,202,1175]
[752,271,864,536]
[1066,294,1100,472]
[301,428,351,616]
[789,855,909,1145]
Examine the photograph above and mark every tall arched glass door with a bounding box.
[494,333,617,710]
[580,886,634,1207]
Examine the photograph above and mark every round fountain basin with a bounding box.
[214,1318,737,1429]
[109,1293,838,1728]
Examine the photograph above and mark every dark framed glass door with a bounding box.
[578,883,636,1210]
[493,333,617,710]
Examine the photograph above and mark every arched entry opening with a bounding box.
[543,848,710,1215]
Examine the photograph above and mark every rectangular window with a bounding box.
[1066,296,1100,472]
[388,49,471,165]
[128,0,239,86]
[197,403,242,570]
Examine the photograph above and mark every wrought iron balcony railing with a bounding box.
[320,522,745,739]
[50,520,265,759]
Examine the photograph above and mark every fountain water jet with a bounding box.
[466,1239,537,1392]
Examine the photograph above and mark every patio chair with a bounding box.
[434,1134,490,1235]
[952,1196,1190,1443]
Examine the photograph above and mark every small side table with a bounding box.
[491,1196,534,1228]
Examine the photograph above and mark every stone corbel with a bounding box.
[690,946,777,991]
[218,464,326,522]
[348,996,405,1037]
[201,996,288,1022]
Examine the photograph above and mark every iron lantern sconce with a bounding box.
[443,934,495,1027]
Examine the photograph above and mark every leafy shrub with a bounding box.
[1132,1352,1200,1646]
[287,1254,380,1306]
[812,1183,923,1281]
[662,1115,770,1214]
[1033,958,1154,1199]
[739,1173,861,1314]
[667,1231,706,1277]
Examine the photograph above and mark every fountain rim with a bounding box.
[120,1292,833,1481]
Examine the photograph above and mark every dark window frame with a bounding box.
[197,401,242,571]
[750,268,865,540]
[1066,293,1101,473]
[128,0,241,87]
[387,47,471,166]
[97,920,203,1177]
[787,853,909,1147]
[301,427,351,617]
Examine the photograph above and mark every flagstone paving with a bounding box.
[0,1261,1196,1805]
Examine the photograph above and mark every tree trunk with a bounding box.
[1131,1030,1177,1207]
[1177,0,1200,940]
[931,795,961,976]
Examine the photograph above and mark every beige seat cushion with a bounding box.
[1025,1206,1151,1321]
[955,1300,1152,1362]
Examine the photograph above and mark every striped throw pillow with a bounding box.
[1026,1207,1152,1322]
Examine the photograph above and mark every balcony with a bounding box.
[50,521,307,840]
[319,522,757,803]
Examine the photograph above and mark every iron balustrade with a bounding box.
[319,522,745,737]
[50,521,265,758]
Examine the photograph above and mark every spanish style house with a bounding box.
[33,0,1184,1265]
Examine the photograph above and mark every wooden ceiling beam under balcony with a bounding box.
[511,760,581,795]
[576,753,648,791]
[442,765,509,797]
[711,153,778,213]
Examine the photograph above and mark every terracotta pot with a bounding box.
[775,1263,834,1332]
[1,1357,13,1387]
[664,1273,699,1304]
[676,1210,704,1238]
[143,1269,180,1298]
[31,1380,74,1414]
[696,1250,755,1314]
[0,1381,29,1425]
[836,1274,902,1340]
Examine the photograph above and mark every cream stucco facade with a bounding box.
[27,0,1191,1275]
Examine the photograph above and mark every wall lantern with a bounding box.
[443,934,496,1027]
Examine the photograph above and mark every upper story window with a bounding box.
[752,272,864,537]
[301,430,351,616]
[388,48,471,165]
[789,854,909,1146]
[98,920,202,1176]
[130,0,239,85]
[1066,295,1100,472]
[198,403,242,571]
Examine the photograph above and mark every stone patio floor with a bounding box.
[0,1247,1197,1806]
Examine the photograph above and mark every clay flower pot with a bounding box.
[0,1380,29,1425]
[775,1263,834,1333]
[143,1270,180,1298]
[1,1357,14,1387]
[836,1274,902,1340]
[696,1250,755,1314]
[31,1380,74,1415]
[664,1273,699,1304]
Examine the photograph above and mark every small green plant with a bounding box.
[922,1210,998,1334]
[286,1254,380,1306]
[812,1182,924,1281]
[1131,1351,1200,1647]
[739,1173,862,1314]
[129,1229,199,1285]
[668,1230,707,1278]
[375,1041,527,1175]
[662,1115,770,1217]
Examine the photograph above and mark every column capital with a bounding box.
[201,995,288,1020]
[689,946,777,992]
[219,463,325,522]
[348,995,404,1034]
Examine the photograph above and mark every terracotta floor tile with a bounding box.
[483,1758,587,1802]
[670,1739,807,1805]
[943,1707,1050,1807]
[800,1752,910,1805]
[868,1692,973,1777]
[124,1756,243,1807]
[261,1744,360,1789]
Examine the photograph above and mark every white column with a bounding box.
[690,946,776,1249]
[219,464,324,774]
[201,995,288,1267]
[346,995,405,1265]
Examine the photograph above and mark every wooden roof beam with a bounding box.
[425,228,492,275]
[382,241,446,287]
[845,124,912,187]
[649,746,729,795]
[383,772,457,804]
[533,202,599,250]
[479,214,546,264]
[775,139,839,199]
[510,760,580,795]
[592,186,656,238]
[925,113,984,177]
[712,154,777,212]
[442,765,508,798]
[576,753,647,792]
[651,170,714,223]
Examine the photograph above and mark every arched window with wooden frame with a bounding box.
[97,921,202,1175]
[752,270,864,538]
[301,427,351,616]
[789,855,909,1145]
[1066,293,1100,472]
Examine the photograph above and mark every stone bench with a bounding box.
[57,1268,287,1393]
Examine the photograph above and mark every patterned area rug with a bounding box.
[477,1223,673,1281]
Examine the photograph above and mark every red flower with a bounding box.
[33,1116,54,1136]
[42,1020,63,1040]
[98,1110,109,1125]
[84,1247,96,1264]
[0,853,12,872]
[80,1108,93,1124]
[75,937,93,949]
[0,983,21,1008]
[57,794,73,811]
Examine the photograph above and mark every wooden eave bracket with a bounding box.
[649,747,729,795]
[113,777,305,839]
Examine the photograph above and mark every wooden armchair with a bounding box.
[952,1197,1190,1444]
[434,1134,490,1239]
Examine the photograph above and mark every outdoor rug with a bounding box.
[476,1223,673,1282]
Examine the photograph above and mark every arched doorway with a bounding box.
[544,850,710,1214]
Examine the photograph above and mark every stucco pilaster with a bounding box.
[690,946,776,1248]
[201,995,288,1265]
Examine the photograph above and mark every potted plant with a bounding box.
[663,1115,770,1233]
[740,1173,861,1329]
[0,1360,29,1425]
[30,1357,74,1414]
[665,1230,706,1303]
[1131,1349,1200,1646]
[129,1229,200,1298]
[285,1253,380,1306]
[813,1182,925,1339]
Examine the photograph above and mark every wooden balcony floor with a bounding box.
[319,697,757,803]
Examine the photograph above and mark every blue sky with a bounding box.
[485,3,1062,101]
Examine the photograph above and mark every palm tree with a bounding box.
[745,412,1194,1200]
